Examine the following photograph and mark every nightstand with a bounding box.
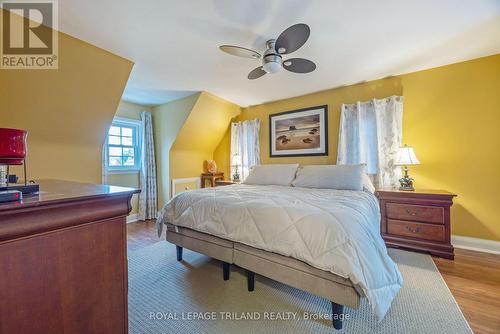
[376,189,457,259]
[215,180,239,187]
[201,172,224,188]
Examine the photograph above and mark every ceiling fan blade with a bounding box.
[275,23,310,54]
[219,45,261,59]
[248,66,266,80]
[283,58,316,73]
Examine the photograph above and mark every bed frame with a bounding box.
[165,223,361,330]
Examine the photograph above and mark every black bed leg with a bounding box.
[176,246,183,261]
[247,270,255,291]
[222,262,230,281]
[331,302,345,330]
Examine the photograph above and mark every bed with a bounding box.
[157,181,403,329]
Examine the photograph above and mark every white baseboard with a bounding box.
[126,213,139,224]
[452,235,500,255]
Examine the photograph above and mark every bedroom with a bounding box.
[0,1,499,333]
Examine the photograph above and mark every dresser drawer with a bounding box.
[386,202,444,224]
[387,219,445,242]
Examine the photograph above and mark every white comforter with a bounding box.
[157,184,403,319]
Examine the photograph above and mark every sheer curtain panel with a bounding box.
[337,96,403,188]
[230,119,261,180]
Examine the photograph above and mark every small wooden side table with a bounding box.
[201,172,224,188]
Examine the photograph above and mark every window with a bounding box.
[106,117,141,172]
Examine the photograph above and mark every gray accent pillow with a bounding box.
[243,164,299,186]
[291,164,366,191]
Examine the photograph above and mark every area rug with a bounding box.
[128,242,472,333]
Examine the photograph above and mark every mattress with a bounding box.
[157,184,403,319]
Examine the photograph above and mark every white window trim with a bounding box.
[108,169,140,175]
[106,116,142,173]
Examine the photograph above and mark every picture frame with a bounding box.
[269,105,328,157]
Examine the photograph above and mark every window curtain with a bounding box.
[230,119,261,180]
[101,135,109,184]
[337,96,403,188]
[138,111,158,220]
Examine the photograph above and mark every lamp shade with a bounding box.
[231,154,241,166]
[395,146,420,166]
[0,128,27,165]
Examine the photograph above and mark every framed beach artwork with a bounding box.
[269,105,328,157]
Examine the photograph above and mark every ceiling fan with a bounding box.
[219,23,316,80]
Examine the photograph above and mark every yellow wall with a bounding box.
[214,54,500,241]
[0,27,133,184]
[106,101,152,215]
[123,91,240,207]
[152,93,200,205]
[215,78,402,177]
[402,55,500,241]
[173,179,199,196]
[214,126,233,178]
[169,92,241,190]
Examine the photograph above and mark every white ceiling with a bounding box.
[57,0,500,107]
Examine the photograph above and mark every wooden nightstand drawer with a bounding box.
[376,189,456,259]
[387,219,445,242]
[386,202,444,224]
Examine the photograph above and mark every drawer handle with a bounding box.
[405,208,423,216]
[405,226,420,233]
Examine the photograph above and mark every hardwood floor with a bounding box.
[127,220,500,334]
[127,219,158,252]
[433,250,500,334]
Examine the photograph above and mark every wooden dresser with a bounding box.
[0,180,139,334]
[376,189,456,259]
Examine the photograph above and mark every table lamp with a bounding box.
[231,154,241,182]
[395,145,420,191]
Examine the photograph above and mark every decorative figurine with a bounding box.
[207,160,217,174]
[398,171,414,191]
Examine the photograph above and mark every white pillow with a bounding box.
[291,164,366,191]
[362,174,376,194]
[243,164,299,186]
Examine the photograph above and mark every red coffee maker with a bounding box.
[0,128,39,195]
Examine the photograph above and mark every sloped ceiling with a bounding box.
[151,93,201,204]
[169,92,241,182]
[0,21,133,182]
[55,0,500,106]
[172,92,241,152]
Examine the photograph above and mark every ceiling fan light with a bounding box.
[263,61,282,73]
